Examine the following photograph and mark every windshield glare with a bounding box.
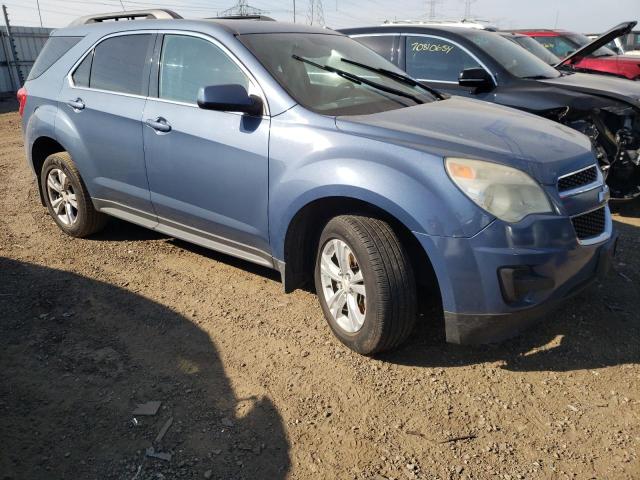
[239,33,436,116]
[512,36,561,66]
[468,32,560,79]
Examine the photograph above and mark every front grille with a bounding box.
[558,166,598,192]
[571,207,606,240]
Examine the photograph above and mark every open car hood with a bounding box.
[556,21,637,68]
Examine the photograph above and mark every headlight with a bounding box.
[445,157,553,223]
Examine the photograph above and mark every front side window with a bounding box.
[158,35,250,104]
[240,33,435,116]
[89,34,152,95]
[405,36,481,82]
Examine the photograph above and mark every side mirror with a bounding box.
[197,84,263,116]
[458,68,494,91]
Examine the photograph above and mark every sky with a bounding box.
[4,0,640,33]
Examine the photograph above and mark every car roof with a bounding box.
[55,18,340,37]
[340,24,495,39]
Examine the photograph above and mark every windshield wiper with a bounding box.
[522,75,554,80]
[292,55,424,105]
[339,57,447,100]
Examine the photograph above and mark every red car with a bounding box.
[513,22,640,80]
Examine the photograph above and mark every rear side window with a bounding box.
[27,36,82,80]
[356,35,396,62]
[405,36,481,82]
[89,34,153,95]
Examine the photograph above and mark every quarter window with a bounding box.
[356,35,396,62]
[405,36,481,82]
[159,35,249,104]
[28,36,82,80]
[72,52,92,87]
[88,34,152,95]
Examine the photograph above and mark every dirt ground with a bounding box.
[0,100,639,480]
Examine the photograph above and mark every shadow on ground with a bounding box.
[0,258,290,480]
[81,209,639,375]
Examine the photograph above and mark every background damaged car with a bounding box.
[343,24,640,200]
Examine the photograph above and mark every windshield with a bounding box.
[467,32,560,79]
[565,33,617,57]
[511,36,561,66]
[239,33,436,116]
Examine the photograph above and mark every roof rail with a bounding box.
[68,9,182,27]
[209,15,276,21]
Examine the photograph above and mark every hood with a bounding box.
[335,97,594,185]
[540,72,640,108]
[557,21,637,67]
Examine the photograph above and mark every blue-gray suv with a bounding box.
[19,11,616,354]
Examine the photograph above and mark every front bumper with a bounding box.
[414,209,617,345]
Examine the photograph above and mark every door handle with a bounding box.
[145,117,172,133]
[67,98,85,111]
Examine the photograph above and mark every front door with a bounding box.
[142,33,271,264]
[404,34,492,98]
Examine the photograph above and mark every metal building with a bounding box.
[1,26,52,95]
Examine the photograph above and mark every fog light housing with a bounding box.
[498,266,555,304]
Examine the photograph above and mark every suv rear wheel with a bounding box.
[41,152,107,237]
[314,215,417,354]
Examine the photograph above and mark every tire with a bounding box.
[314,215,417,355]
[40,152,107,237]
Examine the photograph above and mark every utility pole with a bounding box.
[293,0,296,22]
[2,4,23,88]
[35,0,43,27]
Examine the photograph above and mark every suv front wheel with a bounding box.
[314,215,417,355]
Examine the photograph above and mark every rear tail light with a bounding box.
[17,87,27,117]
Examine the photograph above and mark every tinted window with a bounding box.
[72,52,92,87]
[532,36,578,58]
[467,32,560,79]
[159,35,249,104]
[405,36,481,81]
[511,36,560,66]
[27,36,81,80]
[240,33,435,116]
[356,35,396,62]
[90,34,152,95]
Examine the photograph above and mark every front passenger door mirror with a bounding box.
[197,84,263,116]
[458,68,494,91]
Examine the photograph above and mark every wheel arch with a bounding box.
[31,136,67,205]
[279,196,441,304]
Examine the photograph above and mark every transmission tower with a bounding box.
[220,0,265,17]
[307,0,325,26]
[462,0,477,19]
[426,0,442,20]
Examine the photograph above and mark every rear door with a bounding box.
[142,33,271,263]
[58,33,156,220]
